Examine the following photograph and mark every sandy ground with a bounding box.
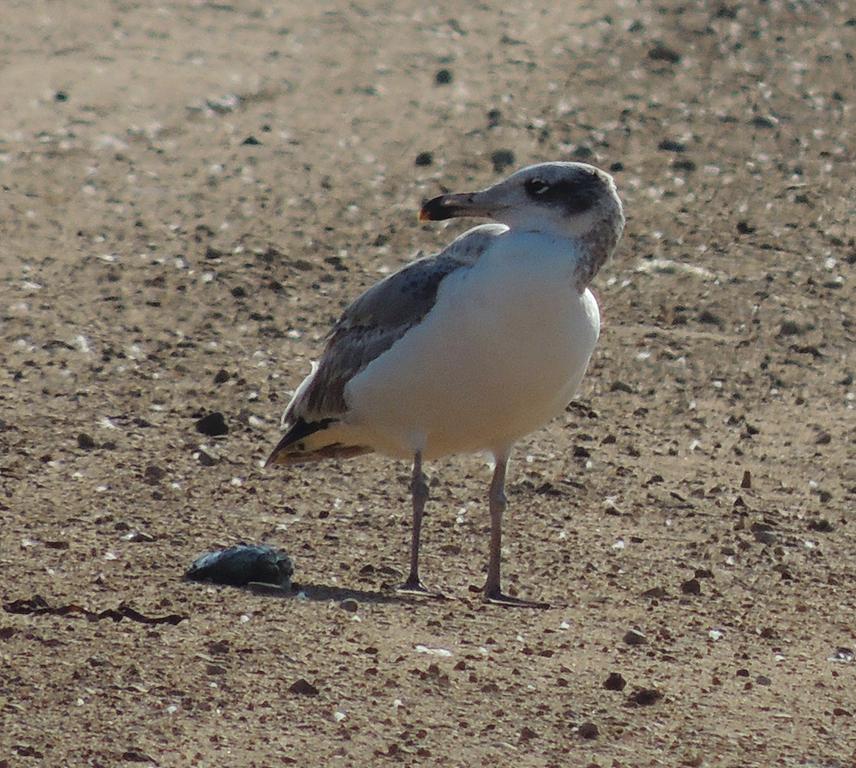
[1,0,854,766]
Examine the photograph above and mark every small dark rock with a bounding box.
[603,672,627,691]
[641,586,668,599]
[672,158,696,172]
[681,578,701,595]
[196,447,218,466]
[572,145,593,159]
[434,68,453,85]
[829,647,854,663]
[487,108,502,128]
[648,44,681,63]
[125,530,155,543]
[610,380,634,394]
[231,285,247,299]
[196,412,228,436]
[736,220,756,235]
[815,431,831,445]
[491,149,516,173]
[289,678,319,695]
[740,470,752,489]
[609,161,624,172]
[577,721,599,739]
[623,628,647,646]
[627,687,662,706]
[143,465,165,484]
[756,675,772,686]
[77,433,96,450]
[54,90,69,102]
[414,151,434,166]
[241,135,262,145]
[339,598,359,613]
[657,139,686,153]
[213,369,230,385]
[697,309,722,326]
[716,5,738,18]
[750,115,777,129]
[808,518,834,533]
[778,320,803,337]
[750,521,776,545]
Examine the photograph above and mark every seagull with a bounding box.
[266,161,625,606]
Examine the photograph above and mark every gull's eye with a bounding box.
[525,178,550,197]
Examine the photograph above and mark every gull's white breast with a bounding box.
[345,231,601,459]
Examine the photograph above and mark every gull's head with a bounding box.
[420,161,624,252]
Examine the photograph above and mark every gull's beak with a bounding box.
[419,191,497,222]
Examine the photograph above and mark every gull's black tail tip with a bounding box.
[265,417,371,466]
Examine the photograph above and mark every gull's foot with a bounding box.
[484,587,550,609]
[397,578,445,599]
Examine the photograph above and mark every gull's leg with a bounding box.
[398,451,442,597]
[484,452,549,608]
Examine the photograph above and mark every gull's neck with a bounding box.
[573,215,624,292]
[496,215,622,293]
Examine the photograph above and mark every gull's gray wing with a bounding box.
[298,223,506,418]
[268,224,506,464]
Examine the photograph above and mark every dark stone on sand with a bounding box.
[434,68,453,85]
[778,320,803,336]
[77,433,96,450]
[604,672,627,691]
[808,518,833,532]
[672,158,696,171]
[627,687,662,706]
[697,309,722,326]
[289,678,319,695]
[196,446,218,466]
[610,380,634,393]
[623,628,647,646]
[648,44,681,63]
[195,412,228,436]
[143,464,165,484]
[186,544,294,590]
[750,115,777,129]
[491,149,515,173]
[415,151,434,166]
